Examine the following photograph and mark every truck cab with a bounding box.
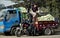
[0,10,5,33]
[3,9,21,35]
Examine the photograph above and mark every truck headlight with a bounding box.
[0,25,4,29]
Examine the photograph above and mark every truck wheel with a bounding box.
[26,30,29,35]
[15,28,22,37]
[51,28,55,35]
[10,27,16,35]
[44,28,52,35]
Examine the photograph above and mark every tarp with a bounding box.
[37,14,55,21]
[18,7,27,13]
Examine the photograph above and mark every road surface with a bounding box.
[0,35,60,38]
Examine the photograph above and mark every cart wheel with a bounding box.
[44,28,52,35]
[15,28,22,37]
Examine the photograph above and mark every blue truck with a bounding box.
[3,9,21,35]
[0,9,28,35]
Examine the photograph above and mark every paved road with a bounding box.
[0,35,60,38]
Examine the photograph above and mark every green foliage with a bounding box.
[11,0,60,18]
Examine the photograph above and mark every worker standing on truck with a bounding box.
[30,3,39,29]
[30,3,39,22]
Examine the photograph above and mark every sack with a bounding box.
[37,14,55,21]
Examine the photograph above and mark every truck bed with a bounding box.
[38,21,58,24]
[38,21,59,29]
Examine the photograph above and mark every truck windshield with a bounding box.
[6,10,17,21]
[0,11,5,22]
[0,16,4,22]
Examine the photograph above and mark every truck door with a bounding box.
[3,10,19,31]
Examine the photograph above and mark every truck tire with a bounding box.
[10,27,16,35]
[44,28,52,35]
[51,28,55,35]
[15,27,22,37]
[15,29,21,37]
[25,30,29,35]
